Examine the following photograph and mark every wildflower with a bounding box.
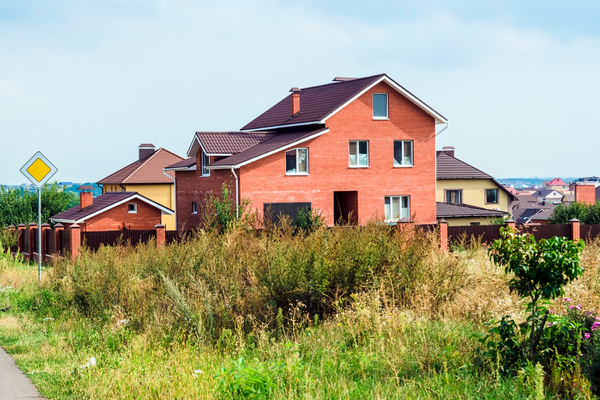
[584,333,591,339]
[592,322,600,331]
[564,298,572,302]
[569,304,582,310]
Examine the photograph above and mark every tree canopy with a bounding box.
[548,201,600,224]
[0,183,78,227]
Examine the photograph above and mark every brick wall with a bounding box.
[75,201,162,231]
[174,154,235,230]
[575,184,595,205]
[240,81,437,225]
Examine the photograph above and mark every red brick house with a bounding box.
[50,186,173,231]
[166,74,448,228]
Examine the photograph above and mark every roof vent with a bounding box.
[139,143,156,162]
[290,87,301,116]
[332,77,357,82]
[441,146,455,157]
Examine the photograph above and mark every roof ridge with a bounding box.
[298,73,385,91]
[157,147,185,161]
[438,152,492,178]
[121,149,158,184]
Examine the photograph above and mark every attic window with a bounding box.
[201,152,210,177]
[128,203,137,213]
[373,93,388,119]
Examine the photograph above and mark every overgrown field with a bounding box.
[1,224,600,399]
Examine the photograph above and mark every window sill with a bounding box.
[373,117,389,121]
[349,165,369,168]
[393,165,414,168]
[201,174,210,178]
[285,173,309,176]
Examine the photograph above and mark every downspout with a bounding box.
[230,166,239,218]
[162,169,177,231]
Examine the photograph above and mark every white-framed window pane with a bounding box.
[297,148,307,173]
[202,152,210,176]
[359,141,368,166]
[286,150,296,173]
[349,142,358,166]
[403,141,412,165]
[373,93,388,118]
[384,197,391,220]
[394,141,402,166]
[392,197,400,220]
[401,196,409,219]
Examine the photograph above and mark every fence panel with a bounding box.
[22,228,30,256]
[46,229,55,256]
[82,230,156,252]
[60,230,71,255]
[448,225,501,245]
[166,230,184,245]
[581,225,600,241]
[520,224,570,240]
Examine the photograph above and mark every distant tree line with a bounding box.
[0,183,78,227]
[549,201,600,224]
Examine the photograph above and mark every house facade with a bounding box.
[50,186,173,231]
[98,144,183,230]
[167,74,448,228]
[436,147,516,225]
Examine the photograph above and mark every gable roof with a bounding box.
[436,202,507,219]
[187,131,277,157]
[547,178,567,186]
[209,127,329,169]
[98,148,184,185]
[50,192,173,224]
[242,74,447,131]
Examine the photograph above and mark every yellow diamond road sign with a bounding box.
[20,152,58,188]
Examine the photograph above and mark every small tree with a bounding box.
[488,227,585,361]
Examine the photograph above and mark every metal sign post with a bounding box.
[20,152,58,284]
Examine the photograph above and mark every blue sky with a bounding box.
[1,0,600,184]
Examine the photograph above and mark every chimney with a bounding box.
[78,185,94,210]
[290,87,301,116]
[139,143,156,162]
[441,146,455,157]
[575,183,596,205]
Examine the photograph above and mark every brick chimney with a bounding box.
[575,183,596,205]
[441,146,455,157]
[290,87,301,116]
[139,143,156,162]
[78,185,94,210]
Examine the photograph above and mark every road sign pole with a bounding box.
[38,188,41,284]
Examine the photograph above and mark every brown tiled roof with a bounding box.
[209,128,328,168]
[196,131,277,154]
[51,192,172,223]
[242,75,385,130]
[437,202,507,219]
[165,157,196,170]
[98,148,184,185]
[436,151,492,180]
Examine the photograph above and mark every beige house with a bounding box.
[436,147,516,226]
[98,144,184,230]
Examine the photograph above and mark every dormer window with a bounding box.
[373,93,388,119]
[201,152,210,177]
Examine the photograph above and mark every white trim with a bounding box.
[393,140,413,167]
[128,203,138,213]
[349,140,369,168]
[285,148,309,175]
[208,128,329,169]
[164,165,197,171]
[240,121,321,132]
[201,152,211,177]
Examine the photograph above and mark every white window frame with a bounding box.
[349,140,369,168]
[128,203,137,214]
[192,202,197,214]
[384,196,410,222]
[393,140,413,167]
[285,148,309,175]
[201,152,210,177]
[373,93,388,120]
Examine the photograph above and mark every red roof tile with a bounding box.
[196,131,277,155]
[98,148,184,185]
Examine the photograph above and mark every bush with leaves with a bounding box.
[201,183,253,233]
[548,200,600,224]
[294,207,324,232]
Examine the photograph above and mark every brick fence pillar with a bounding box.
[28,222,37,262]
[17,224,26,254]
[569,218,580,241]
[41,223,50,261]
[439,219,448,252]
[70,224,81,260]
[155,224,166,248]
[54,223,64,255]
[505,219,516,230]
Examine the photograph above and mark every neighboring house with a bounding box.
[533,189,563,204]
[561,193,575,205]
[436,203,506,226]
[50,186,173,231]
[436,147,516,225]
[543,178,568,193]
[516,208,555,225]
[98,144,184,230]
[569,177,600,190]
[166,74,448,228]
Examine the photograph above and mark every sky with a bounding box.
[1,0,600,185]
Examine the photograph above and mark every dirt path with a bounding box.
[0,346,44,399]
